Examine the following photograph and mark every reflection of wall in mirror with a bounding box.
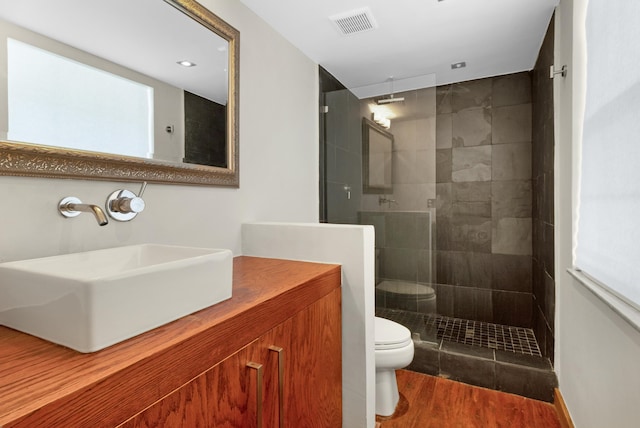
[0,19,184,163]
[184,91,227,168]
[368,130,392,189]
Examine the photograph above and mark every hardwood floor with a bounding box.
[376,370,562,428]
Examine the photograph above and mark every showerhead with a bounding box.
[377,96,405,105]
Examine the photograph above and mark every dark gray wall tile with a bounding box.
[492,72,532,107]
[452,79,492,112]
[492,142,532,181]
[453,182,492,202]
[495,350,552,370]
[452,182,492,216]
[545,325,555,365]
[442,341,495,360]
[437,113,453,149]
[417,214,432,250]
[436,217,453,251]
[380,247,418,282]
[532,304,547,356]
[437,85,453,114]
[452,108,492,147]
[544,271,555,333]
[493,104,532,145]
[417,249,433,284]
[435,283,455,317]
[492,290,532,327]
[436,149,452,183]
[440,352,496,389]
[452,146,492,182]
[495,363,557,402]
[452,201,491,217]
[492,254,532,292]
[430,71,547,331]
[492,180,532,218]
[325,90,349,149]
[532,257,545,304]
[359,211,386,248]
[492,217,532,255]
[408,341,440,375]
[451,216,492,253]
[544,171,554,224]
[531,14,555,359]
[436,183,453,218]
[386,213,419,249]
[543,223,555,274]
[437,251,492,288]
[454,287,493,322]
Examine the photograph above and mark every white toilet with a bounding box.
[374,316,415,416]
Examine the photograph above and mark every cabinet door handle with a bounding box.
[269,346,285,428]
[247,362,263,428]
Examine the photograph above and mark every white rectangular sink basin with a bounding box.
[0,244,233,352]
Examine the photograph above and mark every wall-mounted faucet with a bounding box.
[58,197,109,226]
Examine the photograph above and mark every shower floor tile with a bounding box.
[424,314,542,357]
[376,308,542,357]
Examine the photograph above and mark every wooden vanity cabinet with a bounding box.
[119,288,341,427]
[0,257,341,428]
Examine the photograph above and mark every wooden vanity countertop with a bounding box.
[0,256,341,428]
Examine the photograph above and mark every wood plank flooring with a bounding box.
[376,370,562,428]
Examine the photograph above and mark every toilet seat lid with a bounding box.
[375,317,412,349]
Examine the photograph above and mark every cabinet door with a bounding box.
[259,288,342,427]
[118,341,263,428]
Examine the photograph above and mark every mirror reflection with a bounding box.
[362,118,394,194]
[0,0,239,185]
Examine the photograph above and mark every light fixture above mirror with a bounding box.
[0,0,240,187]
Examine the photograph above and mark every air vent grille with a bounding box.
[329,7,378,36]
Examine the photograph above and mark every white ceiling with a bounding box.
[239,0,558,97]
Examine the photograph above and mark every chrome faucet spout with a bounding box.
[58,197,109,226]
[69,203,109,226]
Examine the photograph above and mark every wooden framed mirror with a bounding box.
[0,0,239,186]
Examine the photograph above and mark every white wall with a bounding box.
[242,222,376,428]
[0,0,319,264]
[555,0,640,426]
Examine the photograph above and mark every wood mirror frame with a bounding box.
[0,0,239,187]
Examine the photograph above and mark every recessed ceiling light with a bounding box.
[451,61,466,69]
[177,60,197,67]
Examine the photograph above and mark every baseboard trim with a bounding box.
[554,388,574,428]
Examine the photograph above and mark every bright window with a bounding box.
[576,1,640,309]
[7,38,154,158]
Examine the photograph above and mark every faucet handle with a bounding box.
[138,181,147,198]
[106,187,146,222]
[112,191,145,214]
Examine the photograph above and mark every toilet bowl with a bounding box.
[375,316,415,416]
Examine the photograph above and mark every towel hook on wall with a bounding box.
[550,65,568,79]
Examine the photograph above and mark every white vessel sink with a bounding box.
[0,244,233,352]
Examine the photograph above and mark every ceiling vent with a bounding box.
[329,7,378,36]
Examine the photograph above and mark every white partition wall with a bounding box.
[242,222,376,428]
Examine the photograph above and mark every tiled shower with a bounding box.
[319,16,556,401]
